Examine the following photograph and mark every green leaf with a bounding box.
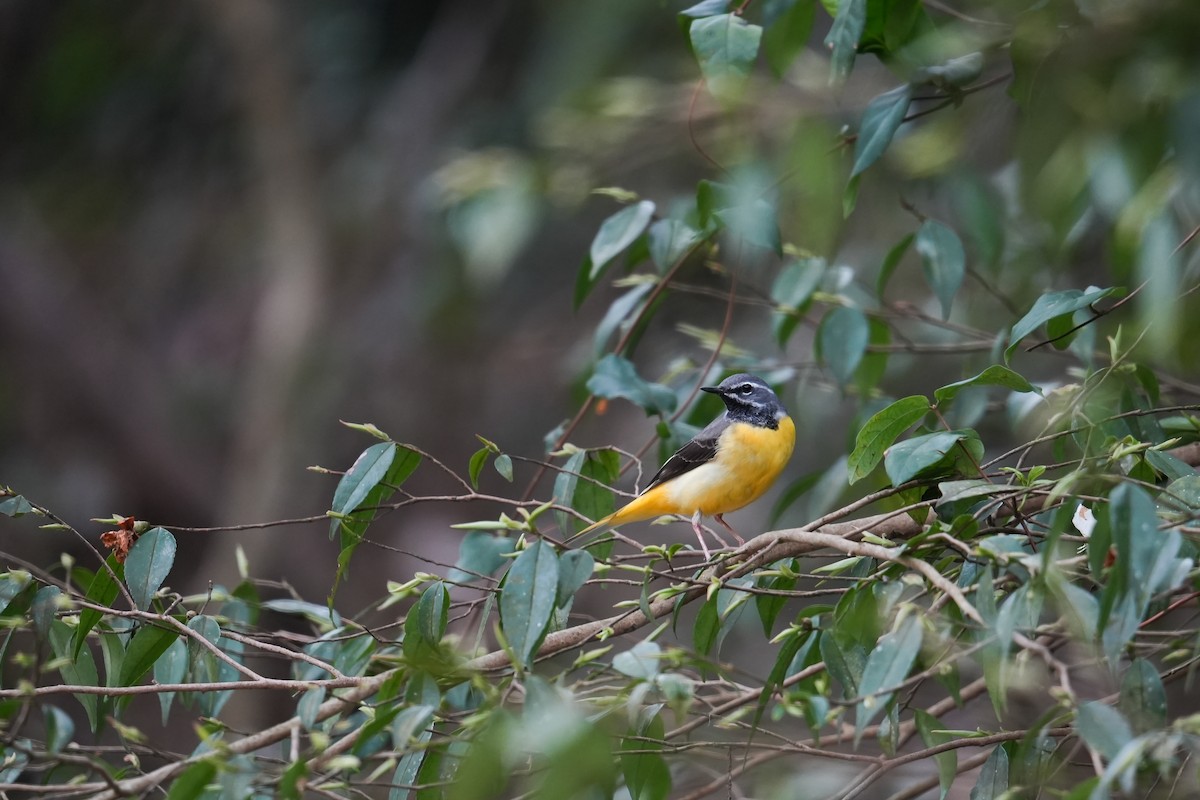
[494,454,513,482]
[1005,286,1122,361]
[590,201,656,274]
[587,354,677,415]
[970,744,1009,800]
[854,614,922,740]
[43,705,74,754]
[73,556,123,659]
[915,709,955,800]
[763,0,816,76]
[680,0,729,18]
[755,629,807,726]
[155,637,188,724]
[689,14,763,96]
[574,449,620,528]
[0,495,34,516]
[851,85,913,177]
[613,640,661,680]
[262,599,342,628]
[817,305,869,388]
[824,0,866,83]
[298,686,325,730]
[1076,702,1133,761]
[405,583,450,659]
[820,632,865,699]
[499,541,560,669]
[553,450,587,536]
[877,233,914,299]
[693,596,720,657]
[1047,572,1098,641]
[995,583,1042,658]
[648,219,701,271]
[389,726,435,800]
[916,219,965,320]
[165,760,218,800]
[118,624,179,687]
[31,585,61,639]
[934,366,1039,405]
[1109,484,1160,590]
[771,257,825,346]
[620,713,670,800]
[593,283,655,359]
[468,447,489,489]
[556,550,594,607]
[49,621,102,732]
[883,429,978,486]
[124,527,176,611]
[448,532,513,582]
[847,395,928,484]
[329,442,396,537]
[1119,658,1167,733]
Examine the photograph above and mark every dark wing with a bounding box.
[640,415,729,493]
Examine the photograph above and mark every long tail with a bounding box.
[571,491,668,538]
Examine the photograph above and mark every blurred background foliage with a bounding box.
[3,0,1200,603]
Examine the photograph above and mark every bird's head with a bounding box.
[701,373,787,421]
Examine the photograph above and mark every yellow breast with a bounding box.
[664,416,796,516]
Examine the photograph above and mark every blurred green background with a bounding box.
[3,0,1200,604]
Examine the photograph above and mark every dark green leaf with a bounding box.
[916,219,965,320]
[755,629,806,726]
[556,550,594,607]
[499,541,559,669]
[587,354,677,415]
[118,624,179,687]
[590,201,656,274]
[877,233,914,299]
[817,305,869,388]
[73,556,123,659]
[1006,286,1122,361]
[405,583,450,659]
[689,14,763,95]
[883,429,978,486]
[389,727,435,800]
[1076,702,1133,761]
[848,395,928,484]
[693,597,720,657]
[824,0,866,83]
[854,614,923,739]
[852,85,913,176]
[648,219,701,271]
[820,632,866,698]
[915,709,955,800]
[468,447,489,489]
[934,366,1039,405]
[329,442,396,537]
[1047,572,1098,641]
[763,0,816,76]
[620,713,670,800]
[995,583,1042,658]
[49,621,102,732]
[165,760,217,800]
[970,744,1009,800]
[125,527,176,611]
[573,449,621,528]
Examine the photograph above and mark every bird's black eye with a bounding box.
[737,383,754,395]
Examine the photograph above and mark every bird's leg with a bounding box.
[714,513,745,545]
[690,510,711,560]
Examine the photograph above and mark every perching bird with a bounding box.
[576,373,795,557]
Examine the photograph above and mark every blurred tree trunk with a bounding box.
[204,0,327,528]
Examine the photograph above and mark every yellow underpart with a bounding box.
[582,416,795,532]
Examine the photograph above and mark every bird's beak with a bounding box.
[700,385,722,395]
